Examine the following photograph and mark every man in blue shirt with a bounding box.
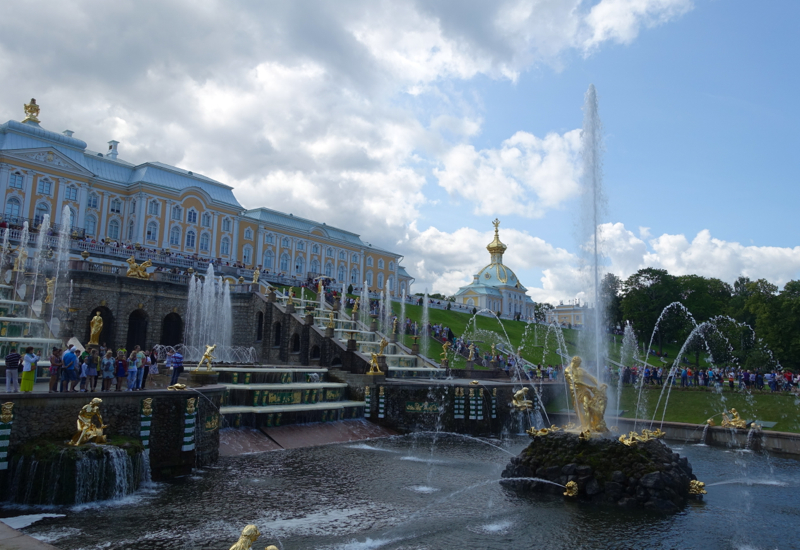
[169,350,184,385]
[4,348,21,392]
[61,346,79,392]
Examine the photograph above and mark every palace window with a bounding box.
[265,234,274,244]
[339,251,345,260]
[146,222,158,241]
[199,233,210,251]
[65,186,78,201]
[264,249,274,269]
[201,212,211,227]
[337,265,345,282]
[387,276,394,290]
[127,220,135,241]
[9,172,24,190]
[110,199,122,214]
[187,209,197,224]
[130,200,136,214]
[85,215,97,236]
[171,205,182,221]
[310,259,320,273]
[350,267,359,284]
[222,218,231,232]
[366,271,373,286]
[87,193,99,209]
[170,226,180,246]
[366,257,373,267]
[351,253,359,263]
[220,237,230,256]
[244,228,253,240]
[242,246,253,265]
[4,198,21,219]
[282,237,290,248]
[280,253,290,272]
[325,262,333,277]
[389,261,394,271]
[148,201,160,215]
[296,241,304,251]
[327,247,333,258]
[312,244,319,254]
[377,273,384,289]
[295,255,305,275]
[108,219,121,240]
[37,178,52,195]
[34,203,49,226]
[378,259,384,269]
[186,230,196,248]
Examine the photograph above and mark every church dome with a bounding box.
[476,262,525,289]
[486,218,507,256]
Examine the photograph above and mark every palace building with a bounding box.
[0,99,414,295]
[453,220,535,320]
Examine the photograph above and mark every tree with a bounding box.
[347,284,353,295]
[746,279,800,370]
[600,273,623,330]
[621,268,681,353]
[533,302,554,323]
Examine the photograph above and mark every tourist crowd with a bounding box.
[615,364,799,393]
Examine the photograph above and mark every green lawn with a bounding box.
[545,384,800,433]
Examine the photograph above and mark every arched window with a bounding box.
[67,207,76,229]
[199,233,210,251]
[366,271,373,286]
[108,219,121,240]
[389,261,394,271]
[366,257,373,267]
[220,237,230,256]
[378,259,384,269]
[187,209,198,224]
[9,172,24,190]
[85,215,97,236]
[264,249,274,269]
[351,253,359,263]
[244,228,253,240]
[201,212,211,227]
[110,199,122,214]
[339,251,345,260]
[65,186,78,201]
[377,273,384,289]
[130,200,136,214]
[327,247,333,258]
[296,241,304,251]
[281,237,290,248]
[312,244,319,254]
[325,262,333,277]
[387,276,394,291]
[4,197,21,219]
[337,265,345,282]
[350,267,359,284]
[146,222,158,241]
[280,253,290,272]
[34,202,49,226]
[186,230,196,248]
[310,259,320,274]
[37,178,52,195]
[222,218,231,232]
[170,226,180,246]
[87,193,99,209]
[171,205,182,220]
[148,200,160,215]
[265,234,274,244]
[127,220,135,241]
[295,255,305,275]
[242,245,253,265]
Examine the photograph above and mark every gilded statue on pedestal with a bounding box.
[88,311,103,346]
[126,256,152,279]
[196,344,216,371]
[352,297,360,315]
[44,277,55,304]
[252,269,259,284]
[228,524,278,550]
[467,344,476,361]
[327,312,335,329]
[287,289,294,306]
[13,248,27,272]
[392,317,398,334]
[68,398,108,446]
[23,98,40,124]
[564,355,608,433]
[378,337,388,356]
[512,387,533,411]
[721,408,747,429]
[440,341,451,361]
[367,353,382,375]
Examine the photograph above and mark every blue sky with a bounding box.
[1,0,798,302]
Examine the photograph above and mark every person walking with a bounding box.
[115,350,128,391]
[101,350,115,391]
[126,350,138,391]
[4,347,21,393]
[134,346,146,390]
[86,349,99,392]
[48,347,62,393]
[61,345,79,392]
[169,349,184,385]
[20,346,39,393]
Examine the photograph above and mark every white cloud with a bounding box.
[584,0,694,50]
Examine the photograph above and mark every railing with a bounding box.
[1,217,85,239]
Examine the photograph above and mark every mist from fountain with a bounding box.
[48,206,73,330]
[14,221,29,301]
[29,214,50,312]
[360,283,368,328]
[0,228,8,278]
[183,264,234,362]
[421,289,429,359]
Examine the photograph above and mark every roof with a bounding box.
[455,284,503,297]
[397,266,414,279]
[244,207,366,247]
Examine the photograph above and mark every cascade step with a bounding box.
[223,382,347,390]
[221,400,365,414]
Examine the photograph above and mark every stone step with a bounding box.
[221,400,365,414]
[223,382,347,390]
[214,367,328,373]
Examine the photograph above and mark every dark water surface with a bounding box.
[6,435,799,550]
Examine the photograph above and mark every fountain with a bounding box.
[183,264,234,362]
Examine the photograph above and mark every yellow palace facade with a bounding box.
[0,100,413,295]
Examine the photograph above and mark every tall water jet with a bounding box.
[421,290,430,359]
[399,294,406,341]
[183,264,233,363]
[14,221,29,301]
[0,227,8,279]
[383,288,391,335]
[579,84,608,386]
[49,206,73,329]
[30,213,50,310]
[360,283,369,328]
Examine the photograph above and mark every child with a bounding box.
[115,350,128,391]
[101,350,115,391]
[79,356,89,392]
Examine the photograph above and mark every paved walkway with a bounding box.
[0,522,59,550]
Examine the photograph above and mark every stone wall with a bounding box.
[0,386,222,479]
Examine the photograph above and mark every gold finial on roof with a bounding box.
[486,218,507,257]
[23,98,40,124]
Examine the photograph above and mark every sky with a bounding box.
[1,0,798,304]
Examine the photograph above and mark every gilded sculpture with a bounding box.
[68,398,108,446]
[720,408,747,429]
[392,317,398,334]
[13,248,27,272]
[0,402,13,423]
[352,297,359,315]
[563,481,578,497]
[142,398,153,416]
[44,277,55,304]
[88,311,104,346]
[618,428,666,446]
[228,524,278,550]
[688,480,707,495]
[23,98,40,124]
[367,353,382,375]
[287,289,294,306]
[378,337,388,356]
[186,397,197,415]
[512,387,533,411]
[196,344,216,371]
[327,312,335,329]
[564,356,608,433]
[526,424,561,437]
[168,383,187,391]
[126,256,152,279]
[252,269,259,284]
[440,341,451,361]
[491,343,496,356]
[467,344,476,361]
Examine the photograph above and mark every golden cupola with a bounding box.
[486,218,507,264]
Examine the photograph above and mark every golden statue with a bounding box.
[526,424,561,437]
[327,312,335,329]
[467,344,476,361]
[186,397,197,415]
[392,317,398,334]
[228,524,278,550]
[126,256,152,279]
[13,248,27,272]
[318,279,324,295]
[619,428,666,446]
[689,480,707,495]
[512,387,533,411]
[68,398,108,446]
[252,269,259,284]
[564,356,608,433]
[440,341,451,361]
[168,383,187,391]
[367,353,382,375]
[0,402,13,423]
[563,481,578,497]
[44,277,55,304]
[142,398,153,416]
[721,408,747,429]
[491,343,496,356]
[23,98,40,124]
[287,289,294,306]
[88,311,103,346]
[378,337,388,356]
[352,297,359,315]
[196,344,216,371]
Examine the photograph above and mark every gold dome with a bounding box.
[486,218,507,257]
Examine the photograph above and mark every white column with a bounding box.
[231,217,239,261]
[137,193,146,244]
[77,183,88,228]
[0,164,10,214]
[22,173,37,221]
[98,192,108,240]
[161,200,172,249]
[210,213,218,257]
[256,228,265,267]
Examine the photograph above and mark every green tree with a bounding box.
[600,273,623,330]
[621,268,680,353]
[746,280,800,370]
[534,302,554,323]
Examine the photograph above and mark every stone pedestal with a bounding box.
[390,332,396,343]
[325,327,334,338]
[286,303,296,314]
[440,358,449,369]
[466,360,474,369]
[304,313,314,325]
[189,370,219,386]
[267,290,276,303]
[377,354,388,375]
[333,300,340,312]
[347,338,357,352]
[491,360,499,371]
[411,343,419,355]
[369,314,378,332]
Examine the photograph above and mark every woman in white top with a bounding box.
[20,346,39,392]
